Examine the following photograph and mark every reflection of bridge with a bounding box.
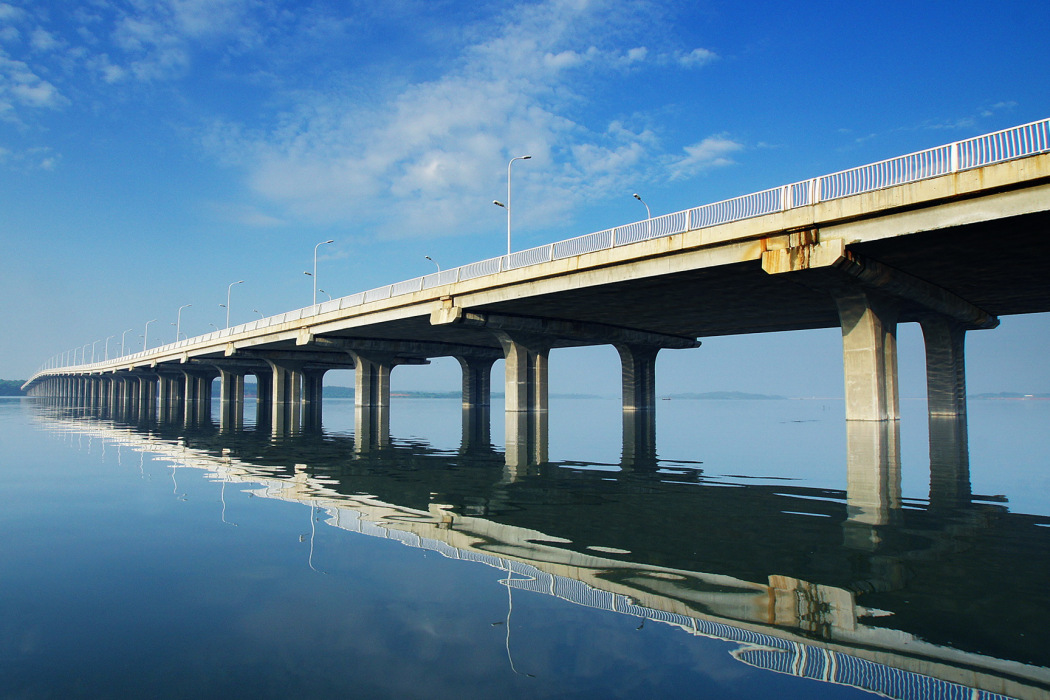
[22,120,1050,451]
[36,406,1050,700]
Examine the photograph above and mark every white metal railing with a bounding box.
[34,118,1050,379]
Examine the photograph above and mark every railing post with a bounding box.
[950,142,959,173]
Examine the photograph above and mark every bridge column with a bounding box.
[116,376,134,419]
[496,334,549,414]
[218,368,246,432]
[494,334,549,469]
[303,369,326,431]
[266,360,305,434]
[157,374,183,423]
[616,344,660,471]
[920,316,968,418]
[834,288,900,422]
[457,355,496,409]
[616,344,660,412]
[254,370,273,429]
[181,369,217,424]
[137,374,158,421]
[348,352,395,451]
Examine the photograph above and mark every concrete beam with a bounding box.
[435,310,701,349]
[762,237,999,329]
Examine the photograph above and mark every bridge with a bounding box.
[23,119,1050,444]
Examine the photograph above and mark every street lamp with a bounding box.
[313,239,334,305]
[425,255,440,272]
[493,154,531,256]
[225,280,244,328]
[318,289,331,301]
[104,335,114,360]
[253,309,263,318]
[91,339,100,363]
[143,319,158,351]
[633,193,651,238]
[176,304,192,341]
[121,328,133,356]
[80,343,89,365]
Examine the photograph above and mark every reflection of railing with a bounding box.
[35,119,1050,379]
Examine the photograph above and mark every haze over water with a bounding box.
[2,395,1049,699]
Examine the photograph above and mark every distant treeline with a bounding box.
[0,380,27,396]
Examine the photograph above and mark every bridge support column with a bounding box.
[834,288,899,422]
[349,352,395,451]
[457,356,496,409]
[266,360,305,434]
[495,334,549,471]
[303,369,326,431]
[254,371,272,429]
[920,316,968,418]
[157,374,184,423]
[136,374,158,422]
[218,368,246,432]
[497,334,549,414]
[616,344,660,471]
[616,344,660,412]
[182,369,217,424]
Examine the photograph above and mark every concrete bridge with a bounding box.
[24,119,1050,445]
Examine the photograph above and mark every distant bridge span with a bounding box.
[24,119,1050,436]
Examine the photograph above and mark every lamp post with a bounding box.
[225,280,244,328]
[253,309,264,318]
[80,343,89,365]
[425,255,440,272]
[313,239,334,305]
[121,328,133,356]
[91,339,101,363]
[143,319,157,351]
[493,154,531,256]
[318,289,331,301]
[104,335,114,360]
[176,304,191,341]
[633,193,651,237]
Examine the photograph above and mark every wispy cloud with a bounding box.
[210,0,727,237]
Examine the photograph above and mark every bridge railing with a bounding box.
[34,118,1050,378]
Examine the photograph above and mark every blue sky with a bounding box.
[1,0,1048,397]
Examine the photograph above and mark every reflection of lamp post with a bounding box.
[225,280,244,328]
[121,328,133,356]
[143,319,158,351]
[493,155,531,256]
[425,255,440,272]
[176,304,191,341]
[313,239,334,305]
[104,335,114,360]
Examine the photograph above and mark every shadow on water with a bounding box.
[27,399,1050,700]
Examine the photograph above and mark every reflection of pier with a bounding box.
[35,406,1050,700]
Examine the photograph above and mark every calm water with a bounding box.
[2,396,1049,699]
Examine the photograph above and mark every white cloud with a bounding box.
[214,0,722,238]
[678,47,716,68]
[666,135,743,180]
[0,55,67,113]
